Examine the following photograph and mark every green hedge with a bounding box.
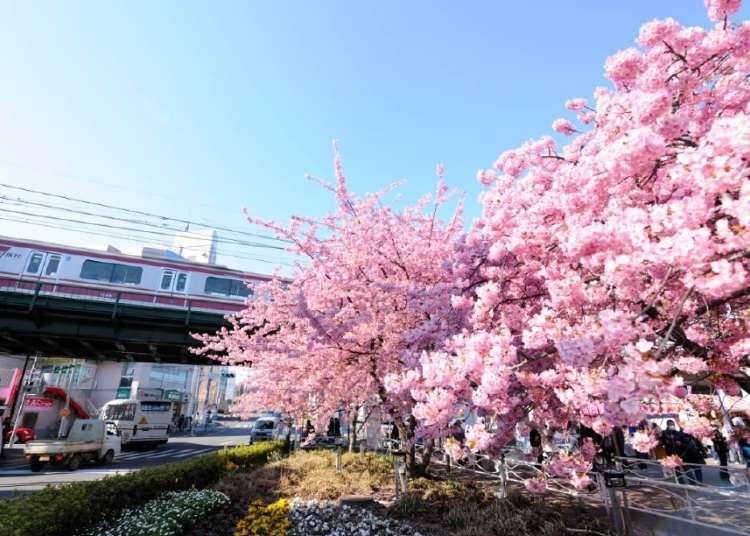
[0,441,283,536]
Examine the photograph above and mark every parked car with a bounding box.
[24,419,121,472]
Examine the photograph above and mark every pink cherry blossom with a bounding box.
[552,118,577,136]
[570,472,593,490]
[682,417,715,440]
[565,98,588,111]
[444,437,464,461]
[705,0,741,22]
[631,431,660,453]
[524,477,547,494]
[661,455,684,469]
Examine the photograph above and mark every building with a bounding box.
[0,353,238,439]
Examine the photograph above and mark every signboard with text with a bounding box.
[24,397,54,411]
[163,390,182,402]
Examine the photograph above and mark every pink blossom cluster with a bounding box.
[412,0,750,484]
[661,455,684,470]
[630,431,660,454]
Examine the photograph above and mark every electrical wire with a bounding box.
[0,182,292,243]
[0,205,289,251]
[0,215,299,267]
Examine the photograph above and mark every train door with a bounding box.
[23,251,62,281]
[159,269,189,293]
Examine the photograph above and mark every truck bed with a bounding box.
[24,440,101,455]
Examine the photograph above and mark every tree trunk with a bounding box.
[348,408,358,452]
[395,417,432,477]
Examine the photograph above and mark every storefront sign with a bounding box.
[137,388,164,400]
[24,397,54,411]
[163,390,182,401]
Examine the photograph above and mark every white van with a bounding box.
[102,399,172,447]
[249,416,281,443]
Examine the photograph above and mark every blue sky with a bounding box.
[0,1,747,274]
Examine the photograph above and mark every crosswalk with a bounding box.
[115,446,216,463]
[0,446,218,476]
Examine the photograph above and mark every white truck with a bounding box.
[24,419,121,471]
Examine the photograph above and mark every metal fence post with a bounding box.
[336,447,342,471]
[393,457,402,498]
[607,486,626,536]
[496,457,508,498]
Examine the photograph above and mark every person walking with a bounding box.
[713,429,730,481]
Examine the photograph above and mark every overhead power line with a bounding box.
[0,215,298,268]
[0,205,289,251]
[0,182,292,244]
[0,196,294,253]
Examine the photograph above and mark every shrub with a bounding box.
[218,441,285,472]
[86,489,230,536]
[0,441,284,536]
[234,499,290,536]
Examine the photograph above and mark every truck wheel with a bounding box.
[67,455,81,471]
[30,458,43,472]
[100,450,114,465]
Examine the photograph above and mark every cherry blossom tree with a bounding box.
[414,0,750,475]
[197,147,466,472]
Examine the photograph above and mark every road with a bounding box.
[0,424,253,497]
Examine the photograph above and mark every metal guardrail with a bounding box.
[383,439,750,535]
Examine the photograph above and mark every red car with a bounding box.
[3,426,35,444]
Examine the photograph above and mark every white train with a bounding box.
[0,236,273,314]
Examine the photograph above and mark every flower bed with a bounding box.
[86,489,229,536]
[287,499,423,536]
[234,498,291,536]
[0,441,284,536]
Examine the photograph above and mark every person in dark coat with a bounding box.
[681,431,706,484]
[304,419,315,438]
[529,427,543,464]
[659,420,687,483]
[713,429,730,481]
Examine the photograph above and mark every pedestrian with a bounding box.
[681,431,706,485]
[635,420,651,469]
[713,428,730,481]
[659,420,687,482]
[177,414,185,432]
[651,422,666,459]
[530,427,543,465]
[304,419,315,438]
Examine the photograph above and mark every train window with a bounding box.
[204,276,251,297]
[160,270,174,290]
[44,255,61,276]
[26,252,43,274]
[80,260,112,281]
[80,260,143,285]
[175,273,188,292]
[112,264,142,284]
